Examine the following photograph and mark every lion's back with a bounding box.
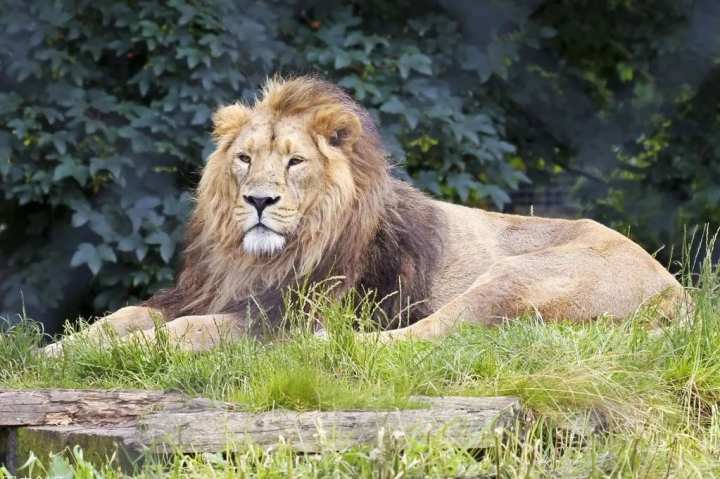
[427,199,683,316]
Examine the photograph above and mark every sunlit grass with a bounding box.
[1,233,720,477]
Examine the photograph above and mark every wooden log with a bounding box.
[140,395,521,453]
[0,390,520,474]
[0,389,229,427]
[0,388,230,473]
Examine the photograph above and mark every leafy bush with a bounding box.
[1,0,718,327]
[0,1,297,323]
[528,0,720,256]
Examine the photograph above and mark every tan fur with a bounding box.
[373,203,687,341]
[44,76,688,355]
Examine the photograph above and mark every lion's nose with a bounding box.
[243,195,280,217]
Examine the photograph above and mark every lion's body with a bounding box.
[387,198,684,340]
[431,200,680,318]
[45,76,686,354]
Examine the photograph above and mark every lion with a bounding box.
[44,76,687,354]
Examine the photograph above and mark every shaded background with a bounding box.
[1,0,719,333]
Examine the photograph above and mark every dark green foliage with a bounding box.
[0,0,296,323]
[0,0,718,326]
[501,0,720,253]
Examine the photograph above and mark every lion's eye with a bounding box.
[236,153,251,164]
[288,156,305,167]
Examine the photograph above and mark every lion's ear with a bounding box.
[212,103,251,142]
[312,106,362,149]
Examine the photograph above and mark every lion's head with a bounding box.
[215,84,364,257]
[178,76,393,313]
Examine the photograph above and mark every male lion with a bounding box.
[45,76,686,354]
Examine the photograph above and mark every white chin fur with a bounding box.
[243,228,286,256]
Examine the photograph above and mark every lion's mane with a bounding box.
[146,76,442,329]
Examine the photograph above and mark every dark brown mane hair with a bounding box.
[146,76,443,329]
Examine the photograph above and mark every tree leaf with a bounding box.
[71,243,103,275]
[380,97,404,115]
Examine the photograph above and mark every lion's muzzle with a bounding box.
[243,194,280,218]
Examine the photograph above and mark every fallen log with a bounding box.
[0,389,520,474]
[0,389,227,427]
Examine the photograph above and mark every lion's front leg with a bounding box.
[123,313,246,352]
[358,303,475,344]
[355,269,522,344]
[43,306,161,356]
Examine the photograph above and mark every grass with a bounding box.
[1,240,720,477]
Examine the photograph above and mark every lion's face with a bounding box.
[211,104,360,257]
[227,112,323,255]
[186,78,391,310]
